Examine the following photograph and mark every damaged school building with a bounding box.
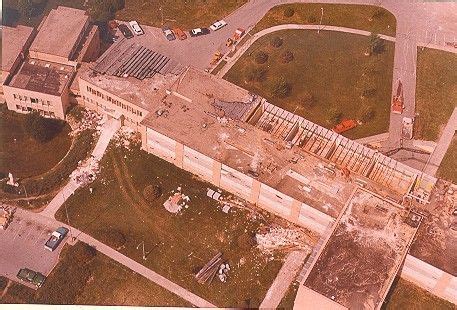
[2,6,456,308]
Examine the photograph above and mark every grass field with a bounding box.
[3,0,85,27]
[382,278,454,310]
[415,48,457,141]
[116,0,247,29]
[224,30,395,139]
[56,141,312,307]
[436,135,457,184]
[252,4,396,36]
[0,242,190,306]
[0,108,72,179]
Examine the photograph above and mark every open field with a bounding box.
[415,48,457,141]
[436,136,457,183]
[224,30,394,139]
[0,107,72,179]
[116,0,247,29]
[0,242,191,306]
[252,3,396,36]
[3,0,85,27]
[56,141,315,307]
[382,278,454,310]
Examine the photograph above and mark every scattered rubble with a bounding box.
[255,226,311,254]
[163,187,190,214]
[68,108,104,136]
[0,205,15,230]
[70,155,100,186]
[113,126,139,150]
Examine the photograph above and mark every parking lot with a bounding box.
[0,208,69,289]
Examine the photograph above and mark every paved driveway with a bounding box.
[0,208,67,289]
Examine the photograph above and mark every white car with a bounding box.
[209,20,227,31]
[129,21,144,35]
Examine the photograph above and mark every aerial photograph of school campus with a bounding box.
[0,0,455,309]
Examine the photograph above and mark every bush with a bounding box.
[369,33,385,55]
[254,51,269,64]
[143,184,162,202]
[270,36,283,48]
[74,243,97,263]
[271,76,292,98]
[97,229,126,249]
[246,66,268,82]
[299,92,316,108]
[281,50,294,63]
[359,105,376,122]
[328,107,343,125]
[23,112,65,143]
[283,7,295,17]
[361,88,376,98]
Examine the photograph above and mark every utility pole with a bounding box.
[318,7,324,34]
[136,240,149,260]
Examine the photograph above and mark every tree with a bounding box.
[271,76,292,98]
[17,0,34,20]
[254,51,269,64]
[328,106,342,125]
[143,184,162,202]
[246,66,268,82]
[270,36,283,48]
[359,105,375,123]
[284,7,295,17]
[368,33,385,55]
[281,50,294,63]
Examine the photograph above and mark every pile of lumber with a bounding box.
[195,252,223,284]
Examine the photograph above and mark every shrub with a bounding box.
[23,112,65,143]
[246,66,268,82]
[368,33,385,55]
[0,276,8,290]
[97,229,126,249]
[254,51,269,64]
[328,107,343,125]
[281,50,294,63]
[74,243,97,263]
[299,92,316,108]
[143,184,162,202]
[270,36,283,48]
[283,7,295,17]
[271,76,292,98]
[361,88,376,98]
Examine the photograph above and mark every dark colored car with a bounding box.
[44,227,69,251]
[162,26,176,41]
[17,268,46,288]
[119,24,134,39]
[189,27,210,37]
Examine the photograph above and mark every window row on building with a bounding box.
[15,104,56,117]
[85,85,143,117]
[12,94,51,106]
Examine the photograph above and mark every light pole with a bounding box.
[63,192,75,242]
[136,240,149,260]
[318,7,324,34]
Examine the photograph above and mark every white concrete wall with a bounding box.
[220,164,253,200]
[183,146,214,182]
[146,128,176,162]
[258,184,293,217]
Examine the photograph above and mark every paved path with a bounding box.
[217,23,395,77]
[424,107,457,176]
[259,250,308,309]
[40,118,120,219]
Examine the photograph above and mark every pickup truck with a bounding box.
[17,268,46,288]
[45,227,69,251]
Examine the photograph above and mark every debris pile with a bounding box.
[163,187,190,214]
[70,155,100,186]
[0,206,15,230]
[113,126,138,150]
[69,109,104,136]
[195,252,230,284]
[255,226,311,254]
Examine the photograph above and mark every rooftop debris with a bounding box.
[255,226,312,254]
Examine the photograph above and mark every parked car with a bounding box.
[129,20,144,35]
[172,28,187,40]
[118,24,134,39]
[209,20,227,31]
[189,27,210,37]
[44,227,69,251]
[162,26,176,41]
[17,268,46,288]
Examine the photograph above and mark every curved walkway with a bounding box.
[216,23,395,78]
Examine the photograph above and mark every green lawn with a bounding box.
[436,135,457,183]
[382,278,454,310]
[0,242,191,306]
[224,30,395,139]
[415,48,457,141]
[56,142,311,307]
[253,4,396,36]
[0,107,72,179]
[3,0,85,27]
[116,0,247,29]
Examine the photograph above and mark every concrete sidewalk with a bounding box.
[40,118,120,218]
